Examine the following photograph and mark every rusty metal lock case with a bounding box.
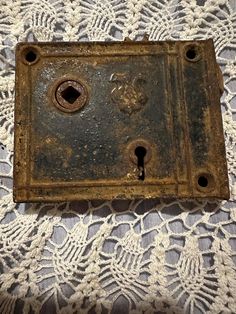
[14,39,229,202]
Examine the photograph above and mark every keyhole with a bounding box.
[135,146,147,181]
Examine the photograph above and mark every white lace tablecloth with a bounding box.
[1,0,236,313]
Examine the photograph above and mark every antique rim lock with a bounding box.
[14,40,229,202]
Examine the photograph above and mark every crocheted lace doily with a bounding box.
[0,0,236,313]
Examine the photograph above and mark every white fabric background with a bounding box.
[0,0,236,313]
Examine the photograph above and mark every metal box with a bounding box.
[14,39,229,202]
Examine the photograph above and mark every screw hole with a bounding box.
[135,146,147,181]
[61,86,81,104]
[186,47,197,60]
[25,50,37,63]
[198,175,208,187]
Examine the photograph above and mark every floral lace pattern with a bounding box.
[0,0,236,313]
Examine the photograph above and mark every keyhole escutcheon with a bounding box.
[127,139,152,182]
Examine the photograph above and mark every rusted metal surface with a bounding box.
[14,39,229,202]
